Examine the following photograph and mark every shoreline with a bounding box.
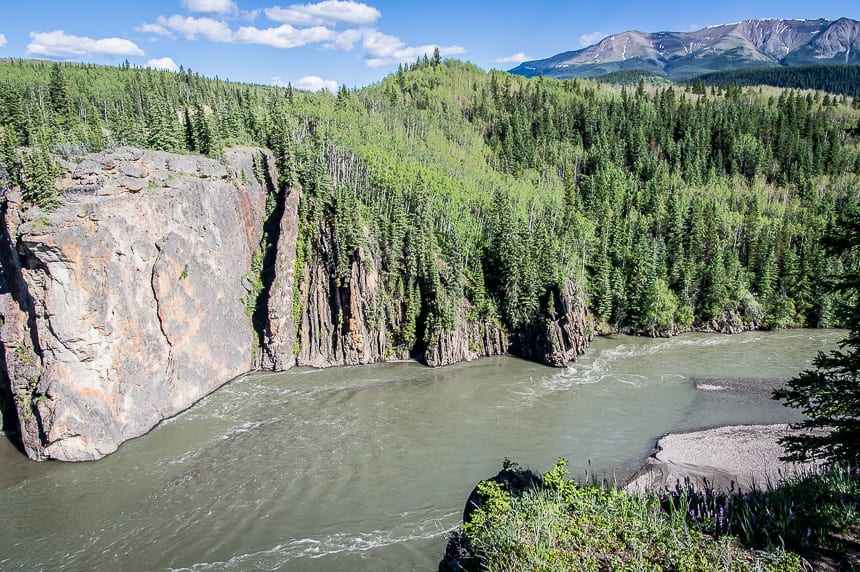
[4,328,833,464]
[625,423,818,493]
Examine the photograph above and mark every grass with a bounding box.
[455,459,860,572]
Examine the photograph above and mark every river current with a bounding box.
[0,329,843,571]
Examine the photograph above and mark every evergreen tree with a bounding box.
[774,206,860,463]
[20,146,60,209]
[48,63,71,119]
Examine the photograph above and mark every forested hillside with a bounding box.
[693,64,860,99]
[1,57,859,344]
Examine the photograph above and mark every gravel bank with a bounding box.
[626,424,818,493]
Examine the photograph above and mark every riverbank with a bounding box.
[623,423,859,572]
[626,423,818,493]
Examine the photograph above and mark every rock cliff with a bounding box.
[0,147,272,460]
[291,229,590,369]
[259,185,301,372]
[0,145,594,462]
[508,279,592,367]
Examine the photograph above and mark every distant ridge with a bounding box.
[510,18,860,80]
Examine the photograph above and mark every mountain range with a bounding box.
[510,18,860,80]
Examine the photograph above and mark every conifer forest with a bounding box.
[2,57,860,346]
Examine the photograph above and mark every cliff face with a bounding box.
[294,231,512,368]
[509,279,592,367]
[259,186,301,372]
[0,145,594,462]
[295,235,391,368]
[291,225,590,368]
[0,147,271,461]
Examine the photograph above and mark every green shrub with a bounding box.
[462,459,801,572]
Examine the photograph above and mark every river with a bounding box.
[0,329,843,571]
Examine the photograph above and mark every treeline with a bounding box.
[693,64,860,99]
[592,69,672,86]
[0,59,283,209]
[396,64,860,333]
[1,58,859,343]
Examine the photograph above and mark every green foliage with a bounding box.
[462,459,801,572]
[670,464,860,556]
[13,342,35,366]
[774,205,860,463]
[1,58,858,342]
[694,64,860,98]
[19,146,61,210]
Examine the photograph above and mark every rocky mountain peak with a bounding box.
[510,17,860,80]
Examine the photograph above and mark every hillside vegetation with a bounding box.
[2,58,860,344]
[448,460,859,572]
[693,64,860,99]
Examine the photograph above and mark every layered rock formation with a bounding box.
[293,234,590,369]
[0,147,272,460]
[508,279,591,367]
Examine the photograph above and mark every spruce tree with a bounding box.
[48,63,71,119]
[774,206,860,463]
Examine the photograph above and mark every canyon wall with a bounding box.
[0,147,272,460]
[0,146,593,462]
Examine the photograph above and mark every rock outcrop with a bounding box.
[0,147,272,461]
[440,466,545,572]
[0,145,595,462]
[423,305,509,368]
[295,236,401,368]
[259,184,301,372]
[509,279,592,367]
[293,227,590,369]
[292,224,515,369]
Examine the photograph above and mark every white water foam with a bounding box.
[170,511,460,571]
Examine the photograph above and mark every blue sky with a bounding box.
[0,0,856,91]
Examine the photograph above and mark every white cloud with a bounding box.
[27,30,145,57]
[158,15,233,42]
[0,34,6,48]
[181,0,237,14]
[579,31,606,47]
[146,56,180,72]
[265,1,380,26]
[360,30,464,67]
[496,52,533,64]
[136,23,173,37]
[234,24,334,49]
[132,8,459,68]
[324,28,364,50]
[291,75,339,92]
[360,29,400,57]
